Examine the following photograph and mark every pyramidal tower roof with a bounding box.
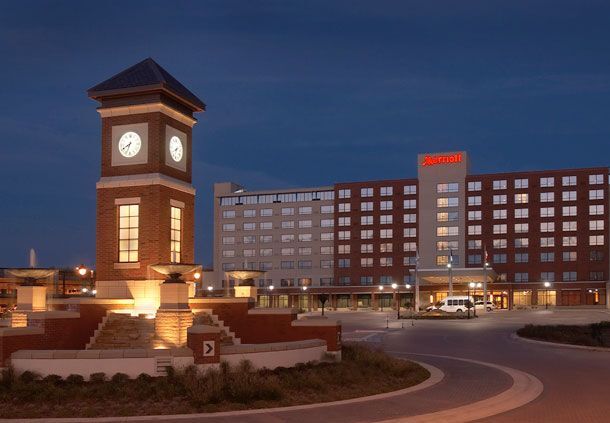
[88,57,205,111]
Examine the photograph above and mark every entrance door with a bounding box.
[561,290,581,306]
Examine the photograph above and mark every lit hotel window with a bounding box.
[118,204,139,263]
[589,189,604,200]
[170,206,182,263]
[589,174,604,185]
[540,177,554,187]
[437,197,458,208]
[514,178,529,189]
[562,176,577,186]
[467,181,481,191]
[562,191,577,201]
[540,192,555,203]
[493,180,507,190]
[467,195,480,206]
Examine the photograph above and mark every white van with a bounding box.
[427,296,474,313]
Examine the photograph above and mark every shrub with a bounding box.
[42,374,63,385]
[0,366,15,389]
[110,373,130,384]
[89,373,107,383]
[65,374,84,385]
[19,370,40,383]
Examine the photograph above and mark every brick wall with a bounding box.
[0,330,43,366]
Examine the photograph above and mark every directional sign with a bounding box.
[203,340,215,357]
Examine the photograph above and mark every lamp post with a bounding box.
[391,283,400,319]
[474,282,482,317]
[76,265,89,294]
[447,262,453,297]
[483,260,489,314]
[378,285,384,311]
[193,272,201,296]
[302,285,309,311]
[468,282,475,319]
[543,281,551,309]
[268,284,275,308]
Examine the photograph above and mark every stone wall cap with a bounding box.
[123,349,147,358]
[31,350,54,359]
[248,308,298,315]
[221,339,326,355]
[292,319,341,327]
[25,311,81,319]
[99,350,125,359]
[48,298,135,305]
[76,350,101,359]
[11,350,32,359]
[188,325,222,334]
[189,297,253,304]
[0,327,44,336]
[169,348,194,357]
[52,350,78,359]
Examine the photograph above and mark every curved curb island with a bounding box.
[511,332,610,353]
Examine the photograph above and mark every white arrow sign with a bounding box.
[203,340,215,357]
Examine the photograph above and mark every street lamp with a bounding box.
[268,284,275,308]
[483,260,489,313]
[543,281,551,309]
[391,283,399,319]
[378,285,384,311]
[468,282,476,319]
[447,261,453,297]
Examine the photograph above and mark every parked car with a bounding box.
[426,296,474,313]
[474,300,496,312]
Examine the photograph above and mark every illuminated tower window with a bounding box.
[118,204,139,262]
[171,206,182,263]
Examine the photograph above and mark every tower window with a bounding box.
[171,206,182,263]
[118,204,139,262]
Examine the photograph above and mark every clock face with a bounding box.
[169,136,183,162]
[118,132,142,158]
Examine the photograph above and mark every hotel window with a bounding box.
[244,209,256,218]
[468,240,482,249]
[260,222,272,230]
[338,189,351,199]
[515,208,529,218]
[590,220,604,231]
[361,215,373,225]
[562,191,577,201]
[361,201,373,211]
[339,230,351,240]
[360,276,373,286]
[437,211,458,222]
[381,186,393,196]
[361,258,373,267]
[437,197,458,208]
[361,187,373,197]
[222,210,236,218]
[438,240,459,250]
[380,215,393,225]
[515,273,529,283]
[118,204,139,263]
[298,247,312,256]
[169,206,183,263]
[399,243,416,254]
[468,225,482,235]
[243,222,256,231]
[380,257,393,267]
[380,243,393,253]
[540,222,555,233]
[515,193,529,204]
[562,206,577,217]
[260,248,273,256]
[562,221,577,232]
[338,217,351,227]
[320,261,333,269]
[299,206,312,215]
[493,224,507,234]
[404,185,417,195]
[468,211,482,221]
[493,239,507,249]
[222,236,235,245]
[514,178,529,189]
[590,250,604,261]
[404,256,417,266]
[515,253,529,263]
[540,207,554,218]
[222,263,235,271]
[589,235,604,246]
[515,223,529,233]
[298,260,312,269]
[493,209,507,219]
[540,177,555,187]
[298,233,312,242]
[589,174,604,185]
[563,271,577,282]
[360,230,373,239]
[563,251,577,262]
[222,223,235,232]
[321,205,334,214]
[281,261,294,269]
[404,228,417,238]
[321,232,334,241]
[515,238,529,248]
[380,200,393,210]
[404,213,417,223]
[321,219,334,228]
[380,276,393,285]
[562,176,577,186]
[243,249,255,257]
[541,272,555,282]
[468,196,482,206]
[404,199,417,209]
[589,189,604,200]
[281,248,294,256]
[282,220,295,229]
[338,276,351,286]
[493,195,507,205]
[437,182,459,193]
[562,236,577,247]
[361,244,373,253]
[338,244,351,254]
[467,181,482,191]
[468,255,482,265]
[299,220,312,228]
[281,207,294,216]
[590,204,604,215]
[260,208,272,216]
[380,229,393,239]
[493,254,506,264]
[320,246,333,255]
[260,263,272,272]
[540,192,554,203]
[540,252,554,262]
[493,180,507,190]
[437,226,458,237]
[436,255,449,266]
[590,271,604,281]
[222,250,235,258]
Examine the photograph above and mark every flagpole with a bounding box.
[448,250,453,297]
[414,250,420,314]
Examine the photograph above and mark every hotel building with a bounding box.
[208,151,610,311]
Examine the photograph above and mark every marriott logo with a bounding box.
[421,153,463,167]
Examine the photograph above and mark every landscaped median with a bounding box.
[517,321,610,348]
[0,344,430,418]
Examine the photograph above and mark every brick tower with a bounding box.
[88,58,205,311]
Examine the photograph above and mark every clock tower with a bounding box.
[88,58,205,310]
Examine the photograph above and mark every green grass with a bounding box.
[517,321,610,347]
[0,344,429,418]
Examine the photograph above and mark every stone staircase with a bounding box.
[193,310,240,346]
[87,313,155,350]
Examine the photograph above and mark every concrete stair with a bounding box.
[87,313,155,350]
[193,310,240,346]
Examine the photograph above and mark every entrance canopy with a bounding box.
[411,267,496,285]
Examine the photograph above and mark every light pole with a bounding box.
[468,282,475,319]
[474,282,482,317]
[378,285,384,311]
[391,283,399,319]
[193,271,201,296]
[302,285,309,311]
[268,284,275,308]
[543,281,551,309]
[483,259,489,314]
[447,262,453,297]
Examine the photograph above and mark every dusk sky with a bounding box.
[2,1,610,268]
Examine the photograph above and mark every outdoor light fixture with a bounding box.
[391,283,398,289]
[77,265,87,276]
[207,286,213,291]
[269,285,274,291]
[92,289,97,295]
[405,284,411,289]
[302,286,308,291]
[543,281,551,288]
[378,285,384,291]
[81,288,88,293]
[194,272,201,280]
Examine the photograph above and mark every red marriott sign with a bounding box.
[421,153,463,167]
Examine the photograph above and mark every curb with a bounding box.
[0,361,443,422]
[511,332,610,352]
